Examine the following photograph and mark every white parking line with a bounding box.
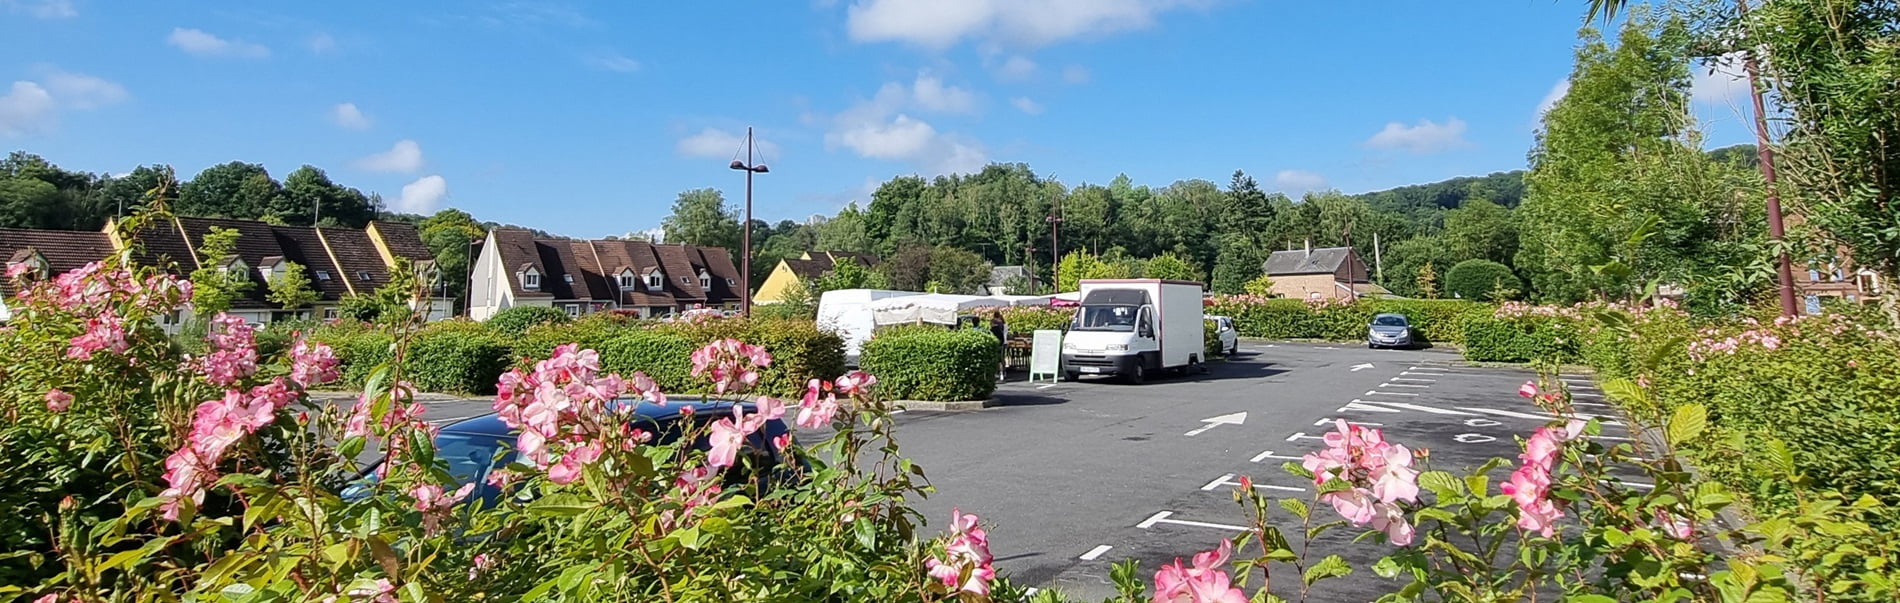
[1380,383,1431,388]
[1202,474,1309,493]
[1365,390,1419,396]
[1314,417,1384,427]
[1572,392,1604,398]
[1337,401,1403,413]
[1079,545,1114,561]
[1409,366,1456,372]
[1037,384,1058,390]
[1400,371,1447,377]
[1361,400,1476,415]
[1594,435,1635,441]
[1390,377,1437,382]
[1137,511,1250,532]
[1569,402,1611,408]
[1250,450,1304,463]
[1454,406,1620,425]
[1284,432,1326,442]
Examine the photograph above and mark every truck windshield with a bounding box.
[1072,305,1139,332]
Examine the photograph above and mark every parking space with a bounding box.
[860,341,1634,600]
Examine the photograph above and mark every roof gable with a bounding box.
[1264,247,1356,276]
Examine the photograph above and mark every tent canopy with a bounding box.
[867,294,1035,325]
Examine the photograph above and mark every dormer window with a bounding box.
[618,270,637,289]
[7,251,48,280]
[315,270,332,281]
[698,271,711,289]
[356,271,372,282]
[680,276,691,284]
[646,271,663,289]
[522,267,542,290]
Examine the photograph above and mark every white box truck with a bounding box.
[815,289,923,367]
[1061,279,1205,383]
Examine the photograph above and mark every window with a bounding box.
[727,278,735,286]
[323,307,339,319]
[1833,268,1845,282]
[1808,269,1821,282]
[647,273,662,288]
[699,277,711,289]
[563,274,574,283]
[564,304,581,317]
[315,270,332,281]
[619,274,636,288]
[680,276,690,284]
[357,271,372,282]
[523,272,541,289]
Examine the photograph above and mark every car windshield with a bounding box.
[1372,316,1408,327]
[1072,305,1139,332]
[437,432,511,484]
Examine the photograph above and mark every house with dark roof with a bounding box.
[1261,244,1391,300]
[466,229,744,320]
[753,250,883,304]
[986,265,1039,295]
[0,217,448,326]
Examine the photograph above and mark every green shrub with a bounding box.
[1364,299,1486,344]
[1444,259,1521,301]
[1458,312,1580,363]
[735,319,848,397]
[592,330,698,393]
[1000,306,1074,336]
[513,318,621,361]
[486,305,571,336]
[1204,319,1223,358]
[860,328,999,401]
[404,325,513,394]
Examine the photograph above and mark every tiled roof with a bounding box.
[370,221,433,261]
[176,217,291,309]
[651,244,706,301]
[271,226,353,300]
[121,218,198,271]
[316,227,394,297]
[782,257,834,280]
[820,250,878,268]
[1264,247,1355,276]
[0,228,117,298]
[488,229,553,299]
[688,246,743,304]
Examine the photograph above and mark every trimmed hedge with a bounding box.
[1206,297,1486,344]
[859,328,999,402]
[1000,306,1075,336]
[594,331,698,393]
[1457,313,1581,364]
[486,305,570,336]
[312,322,513,395]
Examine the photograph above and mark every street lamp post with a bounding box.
[728,126,769,317]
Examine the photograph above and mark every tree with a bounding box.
[816,203,872,254]
[1416,262,1439,299]
[179,162,278,219]
[1243,274,1276,297]
[661,189,740,254]
[278,166,375,226]
[265,261,319,310]
[186,226,253,316]
[1445,259,1520,301]
[1209,236,1264,294]
[814,258,889,293]
[927,246,992,294]
[418,209,487,311]
[1442,199,1517,265]
[880,244,935,291]
[1055,250,1100,293]
[1142,252,1203,283]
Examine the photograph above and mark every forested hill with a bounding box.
[1353,171,1527,225]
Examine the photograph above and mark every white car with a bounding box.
[1207,315,1239,356]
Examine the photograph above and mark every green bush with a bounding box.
[404,325,513,394]
[1364,299,1486,344]
[1444,259,1521,301]
[486,305,571,336]
[860,328,999,401]
[513,318,621,361]
[593,330,698,393]
[1204,319,1223,358]
[1000,306,1074,336]
[1457,312,1580,363]
[734,319,848,397]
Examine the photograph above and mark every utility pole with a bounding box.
[1736,0,1798,317]
[1045,175,1064,290]
[728,127,770,317]
[1373,231,1384,283]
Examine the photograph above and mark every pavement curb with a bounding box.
[894,399,997,411]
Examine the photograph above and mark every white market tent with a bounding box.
[867,294,1046,326]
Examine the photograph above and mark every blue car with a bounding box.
[348,398,799,508]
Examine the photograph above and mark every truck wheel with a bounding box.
[1064,370,1080,382]
[1127,363,1147,384]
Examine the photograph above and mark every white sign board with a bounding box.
[1030,330,1062,382]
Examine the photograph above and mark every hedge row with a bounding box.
[311,314,845,399]
[859,328,999,402]
[1204,297,1487,344]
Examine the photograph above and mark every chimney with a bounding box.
[1304,239,1311,258]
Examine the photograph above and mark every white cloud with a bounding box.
[42,70,127,109]
[1062,64,1091,84]
[1691,51,1752,107]
[0,82,56,136]
[1273,170,1327,193]
[393,175,448,214]
[910,73,977,114]
[675,127,781,158]
[1364,118,1470,154]
[1010,96,1044,115]
[354,140,425,173]
[586,52,641,73]
[0,69,128,136]
[995,55,1038,81]
[1535,79,1570,117]
[330,102,371,130]
[167,27,270,59]
[308,33,337,54]
[3,0,74,18]
[824,89,987,175]
[843,0,1207,49]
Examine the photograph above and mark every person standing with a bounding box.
[989,311,1008,382]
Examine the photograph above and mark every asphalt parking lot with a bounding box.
[862,340,1634,600]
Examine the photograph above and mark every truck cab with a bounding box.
[1061,279,1204,383]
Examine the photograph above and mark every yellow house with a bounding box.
[754,251,879,304]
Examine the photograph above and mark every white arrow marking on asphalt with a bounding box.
[1250,450,1304,462]
[1079,545,1114,561]
[1454,434,1497,444]
[1284,432,1326,442]
[1350,363,1375,372]
[1204,474,1307,493]
[1136,511,1249,532]
[1337,401,1403,413]
[1365,401,1478,415]
[1183,412,1247,436]
[1365,390,1419,396]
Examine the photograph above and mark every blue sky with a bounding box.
[0,0,1757,238]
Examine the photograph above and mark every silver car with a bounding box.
[1367,313,1413,349]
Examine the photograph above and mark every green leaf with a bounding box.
[1666,404,1707,447]
[1568,596,1618,603]
[1601,377,1646,405]
[675,526,702,551]
[526,493,595,517]
[1302,554,1352,585]
[1417,471,1464,499]
[1278,498,1309,521]
[1372,556,1403,579]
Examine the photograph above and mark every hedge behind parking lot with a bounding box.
[859,328,1000,402]
[1205,297,1486,344]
